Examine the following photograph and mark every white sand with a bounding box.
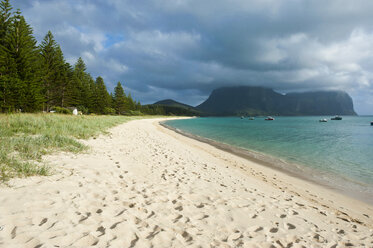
[0,118,372,247]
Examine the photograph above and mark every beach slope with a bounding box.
[0,118,372,247]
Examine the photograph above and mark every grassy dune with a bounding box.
[0,114,142,182]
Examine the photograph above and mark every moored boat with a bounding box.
[249,117,255,120]
[319,119,327,122]
[331,115,342,120]
[265,116,274,121]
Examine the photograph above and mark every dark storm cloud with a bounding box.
[12,0,373,113]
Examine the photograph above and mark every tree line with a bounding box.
[0,0,151,115]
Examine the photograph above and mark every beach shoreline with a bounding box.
[160,120,373,206]
[157,119,373,217]
[1,117,372,247]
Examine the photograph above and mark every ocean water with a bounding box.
[164,116,373,201]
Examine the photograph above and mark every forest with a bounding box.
[0,0,170,115]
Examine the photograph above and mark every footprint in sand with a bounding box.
[115,209,126,217]
[179,231,193,242]
[79,212,91,223]
[110,222,122,229]
[146,225,162,240]
[269,227,278,233]
[39,218,48,226]
[173,214,183,223]
[254,227,263,232]
[96,226,106,237]
[129,233,139,247]
[74,234,99,246]
[195,203,205,208]
[11,226,17,239]
[197,214,209,220]
[175,205,183,211]
[286,223,296,230]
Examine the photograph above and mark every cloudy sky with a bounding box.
[13,0,373,114]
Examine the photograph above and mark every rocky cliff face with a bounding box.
[196,86,357,116]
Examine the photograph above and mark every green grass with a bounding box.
[0,113,144,182]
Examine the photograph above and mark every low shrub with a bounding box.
[53,107,72,114]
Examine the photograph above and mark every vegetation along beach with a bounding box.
[1,0,373,247]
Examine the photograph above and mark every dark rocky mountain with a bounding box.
[196,86,357,116]
[147,99,202,116]
[154,99,195,109]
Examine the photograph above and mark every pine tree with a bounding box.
[127,93,136,111]
[93,76,111,114]
[0,0,13,111]
[55,47,72,107]
[113,82,126,114]
[39,31,67,111]
[85,76,96,113]
[72,57,93,110]
[65,57,86,108]
[0,0,12,45]
[0,10,42,112]
[61,62,76,107]
[135,101,141,111]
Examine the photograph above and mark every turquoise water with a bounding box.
[165,116,373,199]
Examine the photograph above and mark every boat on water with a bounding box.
[371,121,373,126]
[331,115,342,120]
[249,117,255,120]
[265,116,274,121]
[240,116,244,119]
[319,119,328,122]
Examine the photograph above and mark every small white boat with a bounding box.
[319,119,327,122]
[265,116,274,121]
[240,116,244,119]
[249,117,255,120]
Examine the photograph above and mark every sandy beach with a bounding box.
[1,117,373,247]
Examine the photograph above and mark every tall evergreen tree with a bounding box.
[61,62,75,107]
[0,10,42,111]
[0,0,13,111]
[127,93,135,111]
[93,76,111,114]
[113,82,126,114]
[54,47,72,107]
[85,76,96,113]
[72,57,94,110]
[0,0,12,45]
[39,31,66,111]
[135,100,141,111]
[65,57,86,107]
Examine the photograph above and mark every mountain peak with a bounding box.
[154,99,193,108]
[196,86,356,116]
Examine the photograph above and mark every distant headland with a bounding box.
[151,86,357,116]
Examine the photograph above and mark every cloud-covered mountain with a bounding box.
[196,86,356,116]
